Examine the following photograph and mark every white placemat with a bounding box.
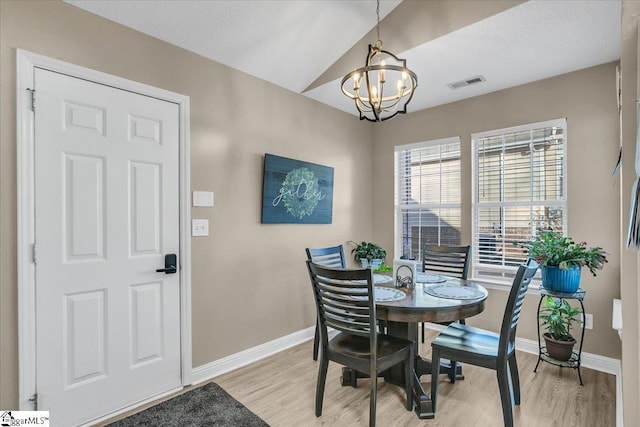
[423,284,485,300]
[373,274,393,284]
[374,287,406,302]
[416,272,448,283]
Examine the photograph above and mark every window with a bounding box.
[394,137,461,267]
[472,118,567,282]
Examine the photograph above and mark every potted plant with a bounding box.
[348,241,387,270]
[539,296,583,361]
[523,230,607,293]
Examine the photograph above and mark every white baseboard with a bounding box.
[424,322,621,375]
[191,326,339,386]
[191,325,316,385]
[425,323,623,426]
[513,336,621,375]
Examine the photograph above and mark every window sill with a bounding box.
[471,276,542,296]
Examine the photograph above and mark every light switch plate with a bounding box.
[192,219,209,236]
[193,191,214,207]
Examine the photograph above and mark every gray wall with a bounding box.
[619,1,640,424]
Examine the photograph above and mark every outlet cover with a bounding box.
[192,219,209,236]
[193,191,214,207]
[585,313,593,330]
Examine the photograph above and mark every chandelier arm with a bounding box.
[381,97,402,111]
[356,99,373,113]
[364,48,376,116]
[399,78,417,107]
[355,86,371,107]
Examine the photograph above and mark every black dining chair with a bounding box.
[306,245,347,360]
[430,259,538,427]
[422,244,471,278]
[421,244,472,344]
[306,245,347,269]
[306,261,414,427]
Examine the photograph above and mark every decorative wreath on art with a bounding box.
[281,167,322,219]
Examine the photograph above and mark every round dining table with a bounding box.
[342,276,489,419]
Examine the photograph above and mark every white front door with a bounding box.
[34,68,182,426]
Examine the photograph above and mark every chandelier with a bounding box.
[341,0,418,122]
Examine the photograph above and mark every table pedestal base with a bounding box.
[340,321,465,419]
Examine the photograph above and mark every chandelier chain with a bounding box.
[376,0,380,42]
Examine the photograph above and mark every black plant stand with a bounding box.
[534,287,586,385]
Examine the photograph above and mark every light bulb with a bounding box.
[353,73,361,90]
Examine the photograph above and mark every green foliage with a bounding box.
[523,230,607,276]
[539,296,583,341]
[373,263,393,273]
[348,241,386,262]
[280,167,321,219]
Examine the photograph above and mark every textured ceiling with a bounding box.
[65,0,621,117]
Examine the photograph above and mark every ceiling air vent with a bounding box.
[447,75,486,90]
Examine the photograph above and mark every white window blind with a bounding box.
[472,118,567,282]
[394,137,461,266]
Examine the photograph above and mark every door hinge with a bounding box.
[26,88,35,112]
[28,393,38,410]
[32,243,37,264]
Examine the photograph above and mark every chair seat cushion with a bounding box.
[329,333,412,359]
[432,323,513,359]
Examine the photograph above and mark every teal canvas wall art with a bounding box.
[261,154,334,224]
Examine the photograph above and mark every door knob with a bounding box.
[156,253,177,274]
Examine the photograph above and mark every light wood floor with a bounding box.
[215,329,615,427]
[102,329,616,426]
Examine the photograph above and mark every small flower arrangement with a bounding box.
[373,263,393,273]
[523,230,608,276]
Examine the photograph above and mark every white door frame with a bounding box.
[16,49,192,410]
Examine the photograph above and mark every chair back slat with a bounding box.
[510,298,525,329]
[499,259,539,357]
[306,245,347,269]
[423,244,471,279]
[307,261,376,342]
[307,261,415,425]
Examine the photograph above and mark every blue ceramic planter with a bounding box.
[541,265,581,293]
[360,258,383,270]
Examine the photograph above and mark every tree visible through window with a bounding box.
[394,137,461,266]
[472,119,567,281]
